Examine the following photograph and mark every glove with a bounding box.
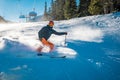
[64,32,67,35]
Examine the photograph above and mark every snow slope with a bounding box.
[0,12,120,80]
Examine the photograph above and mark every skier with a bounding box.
[37,21,67,53]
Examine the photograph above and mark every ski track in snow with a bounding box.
[0,13,120,58]
[0,13,120,80]
[0,22,103,57]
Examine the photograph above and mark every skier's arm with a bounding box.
[52,29,67,35]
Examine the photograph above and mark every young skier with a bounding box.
[37,21,67,53]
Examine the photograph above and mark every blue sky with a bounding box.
[0,0,79,22]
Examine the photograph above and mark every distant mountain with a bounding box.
[0,16,8,23]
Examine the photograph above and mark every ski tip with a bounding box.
[37,53,43,56]
[37,53,66,59]
[51,56,66,58]
[61,56,66,58]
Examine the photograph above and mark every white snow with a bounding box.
[68,26,103,42]
[10,65,28,71]
[10,66,22,71]
[0,12,120,57]
[56,47,77,58]
[0,39,5,50]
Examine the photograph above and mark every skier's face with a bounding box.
[49,22,54,27]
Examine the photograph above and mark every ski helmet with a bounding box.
[49,21,54,25]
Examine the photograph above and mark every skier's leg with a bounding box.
[41,38,54,52]
[37,39,44,52]
[37,46,43,52]
[47,41,54,51]
[41,38,49,45]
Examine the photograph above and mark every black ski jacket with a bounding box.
[38,25,66,41]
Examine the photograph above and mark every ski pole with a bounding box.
[64,35,67,47]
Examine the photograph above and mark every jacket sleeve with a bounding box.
[52,29,66,35]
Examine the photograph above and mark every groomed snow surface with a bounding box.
[0,12,120,80]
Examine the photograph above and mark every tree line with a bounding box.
[44,0,120,20]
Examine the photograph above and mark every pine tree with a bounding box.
[44,1,51,20]
[64,0,77,19]
[44,1,47,16]
[88,0,103,15]
[114,0,120,11]
[70,0,77,18]
[50,0,77,20]
[78,0,91,17]
[44,1,48,20]
[51,0,57,20]
[64,0,71,19]
[51,0,55,20]
[102,0,114,14]
[48,7,52,16]
[55,0,65,20]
